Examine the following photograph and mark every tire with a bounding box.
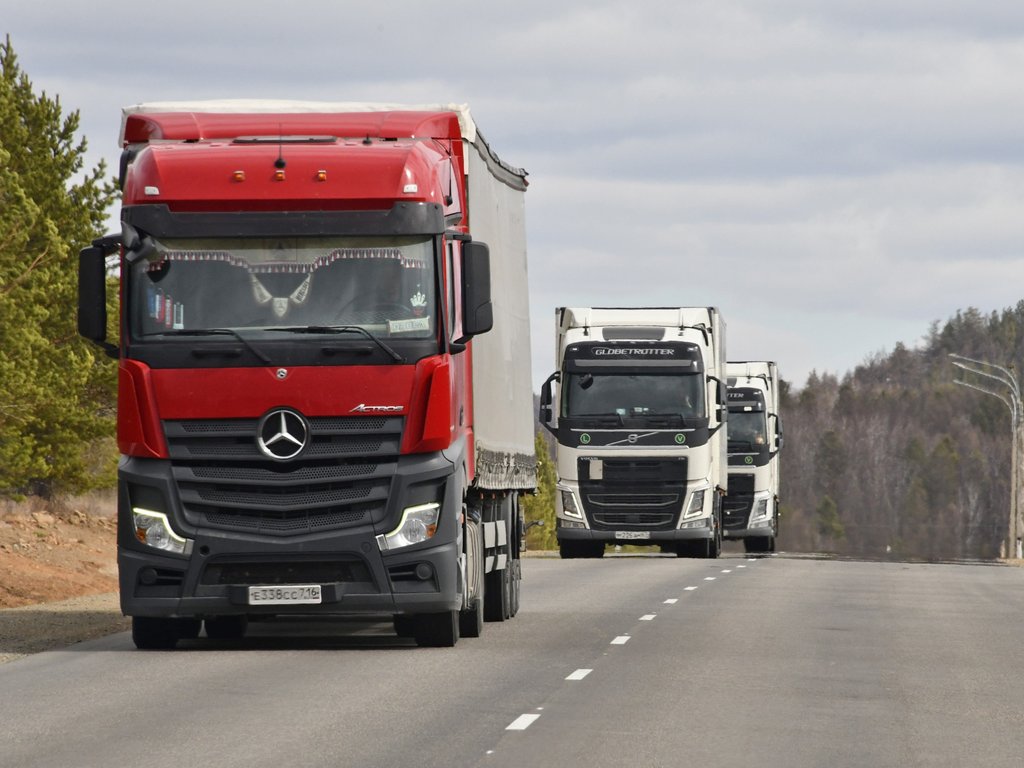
[676,540,703,558]
[509,559,521,618]
[132,617,200,650]
[460,528,483,638]
[459,594,485,638]
[485,495,514,622]
[204,615,248,640]
[560,539,604,559]
[414,610,460,647]
[393,615,415,638]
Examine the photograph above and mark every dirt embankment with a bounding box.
[0,493,127,663]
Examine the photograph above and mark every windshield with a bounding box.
[728,411,767,449]
[129,236,436,340]
[561,372,705,422]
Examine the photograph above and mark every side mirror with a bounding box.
[458,241,492,342]
[538,371,560,435]
[708,375,726,420]
[78,238,119,358]
[771,413,784,452]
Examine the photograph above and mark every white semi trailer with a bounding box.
[539,307,728,558]
[723,361,783,553]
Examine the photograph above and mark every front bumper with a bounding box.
[117,450,463,619]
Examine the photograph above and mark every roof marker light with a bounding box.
[274,169,286,181]
[232,170,246,182]
[316,170,328,182]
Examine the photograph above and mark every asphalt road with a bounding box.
[3,553,1023,768]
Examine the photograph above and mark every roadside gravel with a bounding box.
[0,592,128,665]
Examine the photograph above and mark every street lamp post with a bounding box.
[949,353,1022,559]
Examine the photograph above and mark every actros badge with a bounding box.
[257,408,309,460]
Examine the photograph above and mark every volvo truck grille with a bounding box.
[577,457,687,531]
[723,474,755,530]
[165,416,402,536]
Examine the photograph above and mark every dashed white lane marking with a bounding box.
[566,669,592,681]
[704,577,716,581]
[721,569,732,573]
[611,635,631,645]
[684,586,698,591]
[664,598,678,604]
[507,714,540,731]
[737,565,746,568]
[640,614,656,621]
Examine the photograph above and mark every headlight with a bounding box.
[560,489,583,520]
[132,508,189,555]
[377,503,440,551]
[681,488,706,520]
[751,498,770,520]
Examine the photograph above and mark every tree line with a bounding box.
[778,306,1024,559]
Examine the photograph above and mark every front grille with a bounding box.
[165,416,402,536]
[723,474,755,530]
[200,558,373,586]
[723,492,753,530]
[578,457,687,531]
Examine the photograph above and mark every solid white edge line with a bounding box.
[507,714,540,731]
[566,668,592,681]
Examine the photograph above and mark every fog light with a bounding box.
[377,503,440,551]
[132,508,189,555]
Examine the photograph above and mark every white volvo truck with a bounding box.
[539,308,728,558]
[723,361,783,553]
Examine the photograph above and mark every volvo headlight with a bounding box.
[681,488,706,520]
[132,508,189,555]
[560,489,583,520]
[751,498,770,520]
[377,503,440,551]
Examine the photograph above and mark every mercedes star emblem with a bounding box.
[257,408,309,460]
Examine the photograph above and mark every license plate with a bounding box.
[248,585,322,605]
[614,531,651,540]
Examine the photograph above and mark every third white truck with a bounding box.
[723,361,783,553]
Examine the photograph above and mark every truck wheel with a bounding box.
[414,610,460,647]
[509,559,521,617]
[204,616,248,640]
[559,540,583,559]
[460,593,485,638]
[460,522,485,637]
[675,540,702,558]
[393,615,415,638]
[485,495,514,622]
[132,617,199,650]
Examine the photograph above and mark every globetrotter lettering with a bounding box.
[593,348,677,356]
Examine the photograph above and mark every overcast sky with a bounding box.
[7,1,1024,390]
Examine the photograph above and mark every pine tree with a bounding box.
[0,37,118,497]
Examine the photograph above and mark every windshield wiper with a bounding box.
[266,326,405,363]
[151,328,272,365]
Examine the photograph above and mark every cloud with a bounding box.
[5,0,1024,391]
